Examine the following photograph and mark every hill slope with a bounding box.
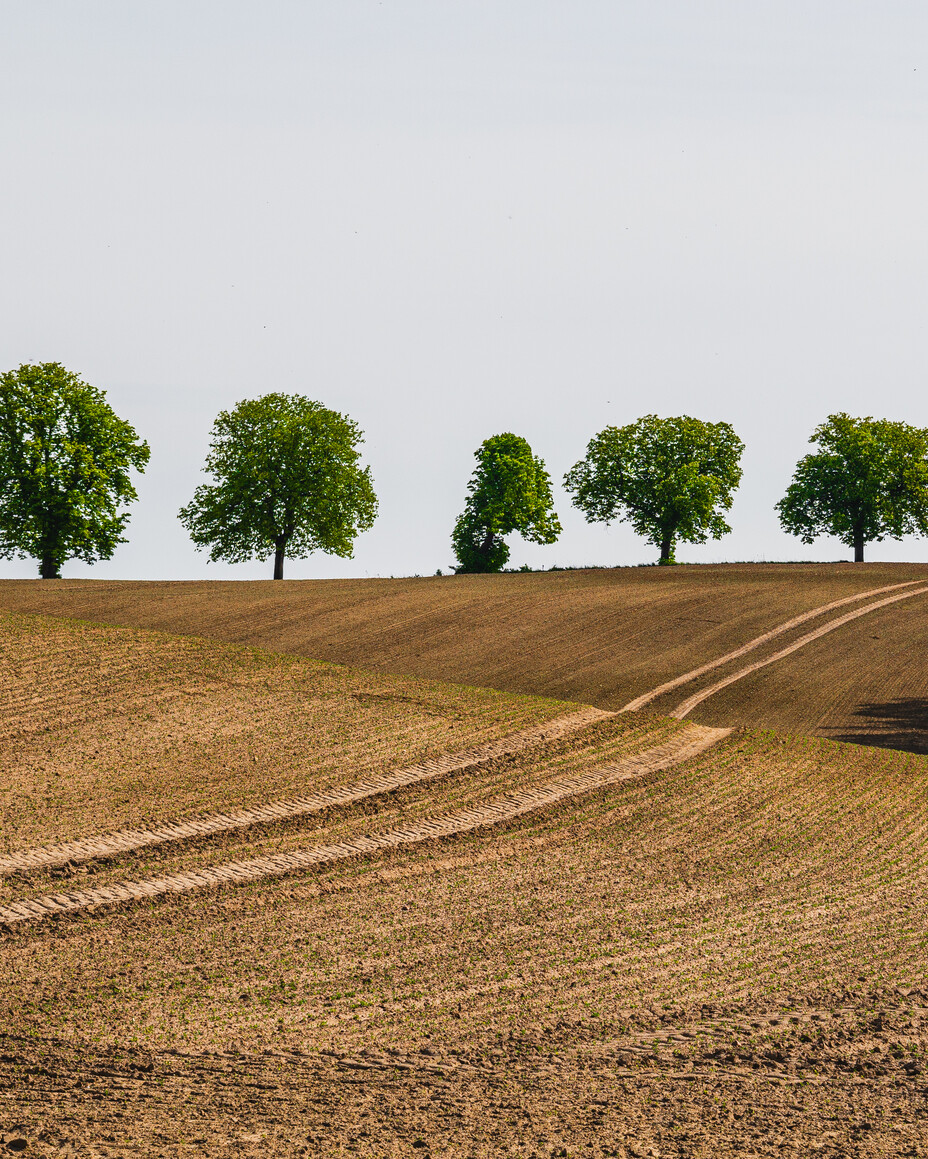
[1,609,928,1153]
[685,591,928,750]
[0,609,571,852]
[3,562,928,750]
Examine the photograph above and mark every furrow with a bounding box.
[620,580,921,713]
[0,723,729,926]
[0,706,608,876]
[672,586,928,720]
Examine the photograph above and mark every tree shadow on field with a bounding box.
[826,698,928,755]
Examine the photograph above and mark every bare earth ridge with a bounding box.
[1,580,925,930]
[3,562,928,749]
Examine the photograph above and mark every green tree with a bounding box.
[564,414,744,565]
[776,413,928,562]
[179,393,377,580]
[0,362,150,579]
[452,433,561,573]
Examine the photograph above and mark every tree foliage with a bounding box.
[0,362,150,578]
[178,393,377,579]
[564,414,744,564]
[452,433,561,573]
[776,413,928,562]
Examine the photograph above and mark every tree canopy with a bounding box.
[0,362,150,578]
[452,433,561,573]
[563,414,744,564]
[776,413,928,562]
[178,393,377,579]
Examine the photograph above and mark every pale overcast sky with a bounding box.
[1,2,926,578]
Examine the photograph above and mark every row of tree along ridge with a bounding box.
[2,363,927,578]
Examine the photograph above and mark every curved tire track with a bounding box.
[0,707,609,877]
[0,723,728,926]
[671,585,928,720]
[620,580,921,713]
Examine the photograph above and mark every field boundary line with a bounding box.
[0,723,727,926]
[0,707,609,877]
[672,585,928,720]
[620,580,922,713]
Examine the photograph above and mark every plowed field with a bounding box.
[683,592,928,752]
[0,611,571,852]
[3,611,928,1154]
[3,562,928,750]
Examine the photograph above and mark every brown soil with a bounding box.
[622,578,922,712]
[0,722,722,926]
[0,707,607,878]
[0,610,568,852]
[4,712,928,1155]
[2,563,928,749]
[4,586,928,1154]
[670,585,928,720]
[681,589,928,753]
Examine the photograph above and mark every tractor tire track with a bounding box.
[0,723,728,926]
[0,706,608,877]
[620,580,921,713]
[671,585,928,720]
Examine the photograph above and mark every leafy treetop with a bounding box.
[178,393,377,579]
[564,414,744,564]
[0,362,150,578]
[776,413,928,562]
[452,433,561,573]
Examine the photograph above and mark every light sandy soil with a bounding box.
[0,723,723,927]
[0,707,608,878]
[2,612,928,1154]
[4,724,928,1156]
[0,610,569,851]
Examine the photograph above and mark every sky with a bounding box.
[1,1,926,579]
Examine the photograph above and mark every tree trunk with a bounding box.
[658,536,675,565]
[39,556,61,580]
[477,529,495,572]
[853,529,865,563]
[273,540,286,580]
